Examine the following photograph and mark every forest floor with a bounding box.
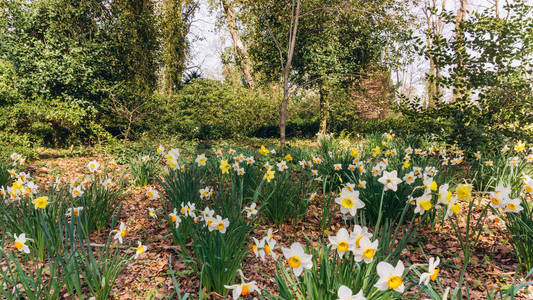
[26,152,533,300]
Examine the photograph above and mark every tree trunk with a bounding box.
[453,0,467,101]
[319,85,329,134]
[279,0,300,153]
[220,0,256,90]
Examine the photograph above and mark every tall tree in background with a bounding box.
[244,0,416,146]
[107,0,159,139]
[161,0,198,95]
[220,0,256,89]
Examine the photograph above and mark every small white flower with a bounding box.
[334,164,342,171]
[328,228,354,259]
[282,242,313,277]
[244,203,258,218]
[195,154,207,166]
[277,160,288,171]
[374,261,405,292]
[224,270,261,299]
[13,233,31,254]
[87,160,100,172]
[134,241,146,259]
[336,285,366,300]
[419,257,440,286]
[114,222,127,244]
[354,237,378,263]
[66,206,84,217]
[335,188,365,217]
[378,170,402,192]
[147,207,157,219]
[146,187,160,200]
[103,178,114,190]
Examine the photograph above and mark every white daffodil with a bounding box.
[277,160,288,171]
[169,208,181,228]
[334,164,342,171]
[489,185,511,208]
[224,270,260,299]
[71,186,84,198]
[87,160,100,172]
[350,225,373,250]
[328,228,355,259]
[444,195,460,219]
[378,170,402,192]
[354,237,378,263]
[335,188,365,217]
[336,285,366,300]
[113,222,127,244]
[103,178,114,190]
[13,233,31,254]
[147,207,157,219]
[134,241,146,259]
[244,203,258,218]
[438,184,452,205]
[403,172,416,185]
[414,193,432,215]
[419,257,440,286]
[504,198,523,213]
[358,180,366,189]
[200,206,214,220]
[282,242,313,277]
[374,260,405,292]
[252,237,277,261]
[146,187,159,200]
[195,154,207,166]
[211,215,229,233]
[66,206,84,217]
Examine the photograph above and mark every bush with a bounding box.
[150,80,278,139]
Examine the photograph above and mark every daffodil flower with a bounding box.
[134,241,146,259]
[328,228,354,259]
[336,285,366,300]
[374,260,405,292]
[114,222,127,244]
[13,233,31,254]
[282,242,312,277]
[87,160,100,173]
[419,257,440,286]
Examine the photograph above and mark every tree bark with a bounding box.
[279,0,300,153]
[319,85,329,134]
[453,0,467,101]
[220,0,256,90]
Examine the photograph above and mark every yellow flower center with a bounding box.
[337,241,349,252]
[180,207,186,214]
[491,197,499,205]
[207,219,214,226]
[450,204,460,215]
[73,209,79,216]
[265,244,271,254]
[341,197,354,209]
[241,284,251,295]
[430,268,440,281]
[508,203,516,211]
[363,248,375,259]
[137,245,145,255]
[217,221,225,230]
[33,197,49,209]
[252,244,257,252]
[14,241,23,250]
[430,181,438,191]
[420,200,432,211]
[526,186,532,193]
[147,191,153,198]
[171,215,176,222]
[288,256,301,268]
[120,230,127,237]
[73,190,79,196]
[388,275,403,290]
[90,163,95,169]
